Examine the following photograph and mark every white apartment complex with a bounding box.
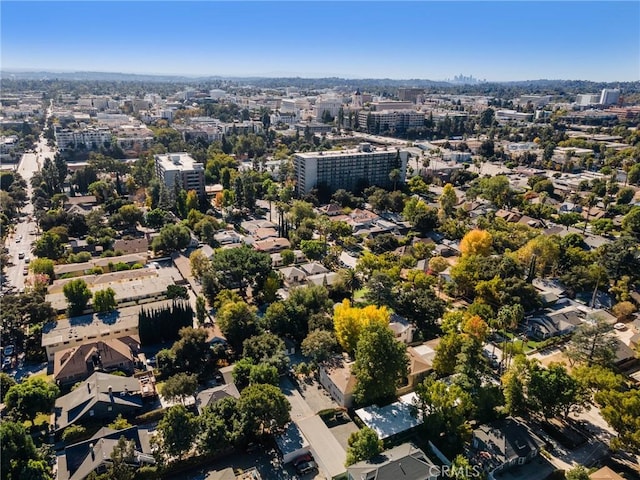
[294,143,408,195]
[599,89,620,106]
[154,152,205,197]
[358,109,425,131]
[55,126,112,151]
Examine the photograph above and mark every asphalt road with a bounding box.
[4,109,56,292]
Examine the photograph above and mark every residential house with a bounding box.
[113,238,149,255]
[300,262,329,276]
[53,336,140,386]
[54,372,145,431]
[389,314,416,345]
[68,239,99,255]
[589,466,626,480]
[195,383,240,415]
[57,426,154,480]
[318,203,342,216]
[470,417,545,479]
[347,443,437,480]
[527,305,583,340]
[275,422,311,464]
[355,393,424,441]
[306,272,340,287]
[318,356,356,408]
[254,237,291,253]
[64,195,98,216]
[280,266,307,287]
[398,339,440,395]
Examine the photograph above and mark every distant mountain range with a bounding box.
[1,70,636,92]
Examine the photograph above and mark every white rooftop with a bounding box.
[355,395,424,440]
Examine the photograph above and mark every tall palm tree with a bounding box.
[340,268,362,302]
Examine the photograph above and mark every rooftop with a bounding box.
[355,393,424,440]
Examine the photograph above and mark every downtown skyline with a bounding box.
[2,1,639,82]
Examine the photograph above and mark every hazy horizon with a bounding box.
[2,1,639,82]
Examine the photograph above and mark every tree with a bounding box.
[460,229,493,256]
[352,323,408,406]
[333,299,390,356]
[198,408,231,455]
[439,183,458,219]
[402,197,439,234]
[566,465,590,480]
[595,387,640,454]
[3,377,59,422]
[232,358,255,391]
[242,332,288,373]
[389,168,401,191]
[339,269,362,302]
[299,239,327,261]
[63,279,92,316]
[516,235,560,278]
[528,363,587,418]
[622,206,640,238]
[501,355,532,416]
[558,212,583,230]
[107,414,132,431]
[414,376,473,451]
[612,301,636,321]
[107,436,136,480]
[151,224,191,253]
[29,258,54,279]
[186,190,199,213]
[1,421,48,480]
[161,373,198,404]
[93,287,117,313]
[202,246,272,301]
[248,363,279,387]
[301,330,338,363]
[476,175,512,208]
[216,300,259,352]
[566,316,617,367]
[33,231,65,260]
[157,404,197,459]
[345,427,383,466]
[195,295,207,325]
[237,383,290,436]
[172,327,210,376]
[189,249,211,280]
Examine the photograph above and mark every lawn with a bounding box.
[353,287,369,303]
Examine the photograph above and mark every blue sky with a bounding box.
[2,1,638,81]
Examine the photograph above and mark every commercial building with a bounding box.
[293,143,408,195]
[599,89,620,106]
[154,152,205,196]
[55,126,112,151]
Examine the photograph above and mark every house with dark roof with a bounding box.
[54,372,144,432]
[195,383,240,415]
[527,306,583,340]
[347,443,437,480]
[57,426,154,480]
[469,417,545,479]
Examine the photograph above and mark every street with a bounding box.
[3,106,56,292]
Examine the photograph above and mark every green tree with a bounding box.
[565,465,590,480]
[501,355,531,416]
[216,300,259,352]
[232,358,255,391]
[93,287,117,313]
[414,376,473,451]
[528,363,587,418]
[161,372,198,404]
[151,224,191,253]
[345,427,383,466]
[242,332,289,373]
[107,436,136,480]
[237,383,291,436]
[622,206,640,238]
[195,295,207,325]
[172,327,210,376]
[33,231,65,260]
[301,330,338,363]
[157,404,197,459]
[352,323,408,406]
[299,239,327,261]
[107,414,132,431]
[1,421,49,480]
[595,387,640,454]
[29,258,54,279]
[439,183,458,219]
[63,279,92,316]
[566,316,617,367]
[3,377,59,423]
[248,363,279,387]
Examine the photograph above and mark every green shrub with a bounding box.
[134,408,166,424]
[62,424,87,443]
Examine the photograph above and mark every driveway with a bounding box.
[280,377,313,421]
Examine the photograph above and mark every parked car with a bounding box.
[296,461,318,475]
[18,251,25,259]
[3,345,15,357]
[292,453,313,467]
[2,357,13,371]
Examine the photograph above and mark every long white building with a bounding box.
[294,143,408,195]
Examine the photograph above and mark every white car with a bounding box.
[613,323,626,331]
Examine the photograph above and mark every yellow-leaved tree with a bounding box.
[333,299,390,356]
[459,229,493,256]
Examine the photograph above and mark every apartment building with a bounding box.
[55,126,112,151]
[358,109,425,132]
[154,152,205,196]
[293,143,408,195]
